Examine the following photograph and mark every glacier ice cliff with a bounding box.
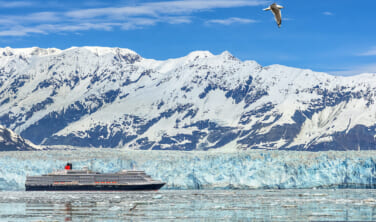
[1,149,376,190]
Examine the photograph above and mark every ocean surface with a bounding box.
[1,189,376,221]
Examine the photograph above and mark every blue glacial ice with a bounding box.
[1,149,376,191]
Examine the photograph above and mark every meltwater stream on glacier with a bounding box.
[1,149,376,191]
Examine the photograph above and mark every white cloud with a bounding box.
[164,16,192,25]
[206,17,257,25]
[65,0,268,19]
[121,18,158,30]
[0,1,34,8]
[0,22,125,36]
[330,63,376,76]
[27,12,61,22]
[323,11,333,16]
[358,46,376,56]
[0,12,61,26]
[41,23,120,32]
[0,0,268,36]
[0,26,47,36]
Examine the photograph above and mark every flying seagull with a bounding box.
[263,3,284,28]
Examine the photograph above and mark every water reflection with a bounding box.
[64,203,72,221]
[1,190,376,221]
[25,202,74,221]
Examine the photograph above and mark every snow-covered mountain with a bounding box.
[0,46,375,151]
[0,125,37,151]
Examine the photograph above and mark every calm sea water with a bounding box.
[1,189,376,221]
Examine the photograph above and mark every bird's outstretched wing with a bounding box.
[263,3,283,28]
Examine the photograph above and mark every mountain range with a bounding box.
[0,46,375,151]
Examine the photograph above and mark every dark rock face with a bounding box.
[305,125,376,151]
[0,47,376,151]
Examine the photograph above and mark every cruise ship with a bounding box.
[25,163,165,191]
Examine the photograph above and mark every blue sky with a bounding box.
[0,0,375,76]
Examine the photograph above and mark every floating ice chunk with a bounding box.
[109,206,122,211]
[153,195,163,199]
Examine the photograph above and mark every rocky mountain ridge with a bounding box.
[0,125,37,151]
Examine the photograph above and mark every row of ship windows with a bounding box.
[28,181,146,185]
[28,179,146,183]
[28,177,144,181]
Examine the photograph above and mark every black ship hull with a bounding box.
[26,183,165,191]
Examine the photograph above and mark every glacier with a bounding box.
[1,149,376,191]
